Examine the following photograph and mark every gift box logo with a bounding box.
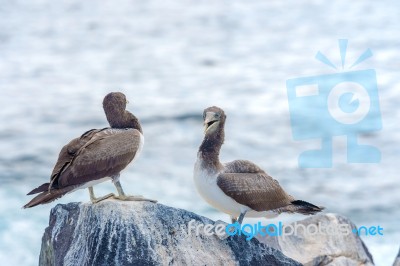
[286,39,382,168]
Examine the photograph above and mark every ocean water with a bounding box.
[1,0,399,265]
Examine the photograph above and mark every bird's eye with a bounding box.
[215,113,220,118]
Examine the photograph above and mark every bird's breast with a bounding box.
[193,157,241,216]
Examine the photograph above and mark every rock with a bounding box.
[393,247,400,266]
[39,200,301,266]
[256,213,374,266]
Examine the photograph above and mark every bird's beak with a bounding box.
[204,112,218,134]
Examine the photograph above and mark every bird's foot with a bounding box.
[90,193,116,204]
[111,180,157,203]
[213,220,231,240]
[113,194,157,203]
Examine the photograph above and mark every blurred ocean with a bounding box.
[1,0,399,265]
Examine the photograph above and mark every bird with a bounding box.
[24,92,156,208]
[194,106,323,225]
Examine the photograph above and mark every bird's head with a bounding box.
[203,106,226,135]
[103,92,128,113]
[103,92,141,131]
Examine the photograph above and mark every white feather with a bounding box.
[194,154,278,219]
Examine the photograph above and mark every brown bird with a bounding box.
[24,92,156,208]
[194,106,323,224]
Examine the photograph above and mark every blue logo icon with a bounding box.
[286,39,382,168]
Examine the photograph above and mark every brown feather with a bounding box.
[27,129,104,195]
[217,173,294,212]
[24,92,145,208]
[24,128,141,205]
[23,186,78,208]
[27,183,50,195]
[198,106,323,216]
[56,128,141,187]
[50,129,103,184]
[217,160,294,212]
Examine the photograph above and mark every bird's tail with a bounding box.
[27,183,51,195]
[23,186,75,208]
[289,200,324,215]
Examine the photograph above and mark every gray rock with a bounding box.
[393,247,400,266]
[39,200,301,266]
[256,213,374,266]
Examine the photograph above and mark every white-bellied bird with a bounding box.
[194,106,323,224]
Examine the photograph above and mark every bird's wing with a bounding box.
[49,129,103,187]
[217,160,294,211]
[223,159,266,174]
[55,128,142,188]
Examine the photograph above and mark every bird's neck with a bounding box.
[198,124,224,170]
[105,109,143,134]
[124,112,143,134]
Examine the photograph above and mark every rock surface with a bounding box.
[39,200,300,266]
[257,213,374,266]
